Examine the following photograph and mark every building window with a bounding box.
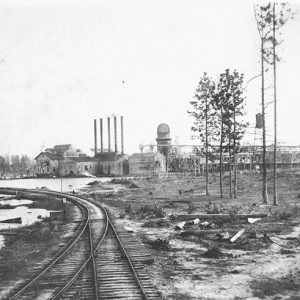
[47,166,49,172]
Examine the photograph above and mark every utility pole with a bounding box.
[273,3,278,205]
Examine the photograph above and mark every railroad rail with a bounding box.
[0,188,161,300]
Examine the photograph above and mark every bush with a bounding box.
[137,204,166,219]
[17,220,53,243]
[228,205,242,223]
[204,201,227,214]
[187,202,196,214]
[139,232,170,250]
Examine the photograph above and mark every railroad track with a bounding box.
[0,188,161,300]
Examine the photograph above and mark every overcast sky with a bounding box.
[0,0,299,157]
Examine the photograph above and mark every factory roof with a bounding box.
[94,152,124,162]
[69,157,97,163]
[129,152,164,159]
[53,144,72,154]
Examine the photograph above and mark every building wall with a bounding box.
[61,159,76,176]
[75,161,98,175]
[35,154,59,176]
[128,153,166,176]
[63,148,79,159]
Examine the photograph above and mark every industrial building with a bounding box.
[92,117,168,177]
[34,118,300,178]
[34,145,98,177]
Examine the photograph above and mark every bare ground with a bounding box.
[83,168,300,300]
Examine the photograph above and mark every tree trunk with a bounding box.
[233,107,237,198]
[205,98,209,195]
[273,3,278,206]
[229,138,232,198]
[261,38,269,204]
[219,111,223,198]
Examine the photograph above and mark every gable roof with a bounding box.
[35,152,63,161]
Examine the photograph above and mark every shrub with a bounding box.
[228,206,241,223]
[187,202,196,214]
[204,201,227,214]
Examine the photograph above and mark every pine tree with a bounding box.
[188,72,218,195]
[214,69,248,198]
[254,2,294,205]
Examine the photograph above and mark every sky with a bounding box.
[0,0,299,157]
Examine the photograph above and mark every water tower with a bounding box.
[156,123,172,157]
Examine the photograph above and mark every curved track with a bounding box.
[0,188,161,300]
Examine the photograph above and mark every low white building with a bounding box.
[128,152,166,176]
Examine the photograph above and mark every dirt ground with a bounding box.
[82,168,300,300]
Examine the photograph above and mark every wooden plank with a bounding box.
[230,229,245,243]
[177,214,267,221]
[0,217,22,224]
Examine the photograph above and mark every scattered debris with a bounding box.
[216,231,230,240]
[175,221,186,231]
[188,218,200,225]
[230,229,245,243]
[248,217,261,224]
[124,226,135,233]
[199,221,216,229]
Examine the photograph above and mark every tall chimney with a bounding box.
[107,117,111,152]
[121,116,124,154]
[100,118,103,152]
[94,119,97,156]
[114,116,117,153]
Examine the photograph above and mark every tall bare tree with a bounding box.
[254,2,294,205]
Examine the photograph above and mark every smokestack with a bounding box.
[94,119,97,156]
[114,116,117,153]
[100,118,103,152]
[107,117,111,152]
[121,116,124,154]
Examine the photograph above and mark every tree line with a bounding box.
[188,2,294,203]
[0,154,33,177]
[188,69,248,199]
